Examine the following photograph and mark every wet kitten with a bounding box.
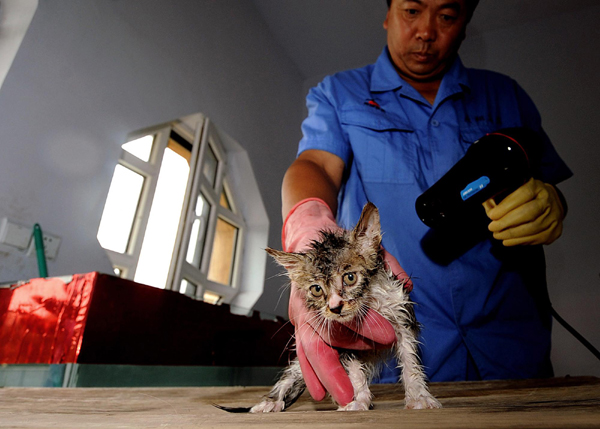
[217,202,441,412]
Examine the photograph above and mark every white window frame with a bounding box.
[100,113,268,314]
[171,119,245,304]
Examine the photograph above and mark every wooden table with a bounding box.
[0,376,598,428]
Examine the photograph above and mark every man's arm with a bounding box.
[282,149,345,219]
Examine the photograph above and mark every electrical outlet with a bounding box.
[27,230,62,260]
[0,218,32,250]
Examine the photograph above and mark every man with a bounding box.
[281,0,572,407]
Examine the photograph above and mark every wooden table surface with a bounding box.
[0,376,598,428]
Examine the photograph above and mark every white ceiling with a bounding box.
[251,0,599,80]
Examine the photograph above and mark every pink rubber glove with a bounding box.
[283,198,412,405]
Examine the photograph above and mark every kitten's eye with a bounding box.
[309,285,323,297]
[343,272,357,286]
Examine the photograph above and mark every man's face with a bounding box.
[384,0,468,84]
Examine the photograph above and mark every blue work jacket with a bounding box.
[298,47,573,381]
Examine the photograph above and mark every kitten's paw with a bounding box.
[337,400,371,412]
[405,394,442,410]
[249,400,285,413]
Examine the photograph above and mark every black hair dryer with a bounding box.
[415,127,541,230]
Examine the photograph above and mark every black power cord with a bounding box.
[551,306,600,362]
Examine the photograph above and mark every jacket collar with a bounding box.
[370,46,471,101]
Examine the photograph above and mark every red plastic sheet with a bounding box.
[0,272,96,364]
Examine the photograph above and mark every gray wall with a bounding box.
[0,1,303,316]
[460,6,600,377]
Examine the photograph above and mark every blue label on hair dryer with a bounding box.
[461,176,490,201]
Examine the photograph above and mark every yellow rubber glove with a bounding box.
[483,178,566,246]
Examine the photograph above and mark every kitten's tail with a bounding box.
[212,404,252,413]
[213,361,307,413]
[212,386,305,414]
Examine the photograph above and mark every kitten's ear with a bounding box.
[265,247,304,271]
[352,202,382,253]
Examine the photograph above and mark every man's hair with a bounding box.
[386,0,480,23]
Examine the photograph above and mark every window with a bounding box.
[97,113,268,314]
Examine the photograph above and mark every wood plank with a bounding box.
[0,377,598,428]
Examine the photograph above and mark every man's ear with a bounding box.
[265,247,305,271]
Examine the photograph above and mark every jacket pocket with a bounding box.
[340,105,418,184]
[459,125,493,145]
